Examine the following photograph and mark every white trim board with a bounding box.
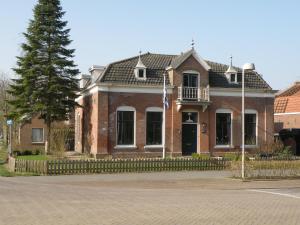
[76,85,173,102]
[210,89,275,98]
[275,112,300,116]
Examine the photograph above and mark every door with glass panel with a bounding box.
[182,112,198,156]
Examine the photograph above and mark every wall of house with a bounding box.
[106,92,172,158]
[17,116,47,152]
[17,116,72,152]
[209,96,274,155]
[274,114,300,133]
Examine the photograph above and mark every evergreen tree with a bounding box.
[9,0,79,152]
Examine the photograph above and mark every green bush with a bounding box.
[224,152,250,161]
[191,153,210,160]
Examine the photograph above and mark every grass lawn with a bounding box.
[0,142,14,177]
[16,155,48,160]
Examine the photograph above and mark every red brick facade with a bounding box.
[75,54,275,158]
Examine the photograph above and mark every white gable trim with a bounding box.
[172,50,211,71]
[192,51,211,71]
[75,85,173,102]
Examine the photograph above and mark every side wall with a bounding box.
[209,96,274,154]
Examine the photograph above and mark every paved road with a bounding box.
[0,171,300,225]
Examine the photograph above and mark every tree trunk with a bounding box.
[46,121,51,154]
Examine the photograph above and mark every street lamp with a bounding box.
[242,63,255,179]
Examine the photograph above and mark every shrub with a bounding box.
[191,153,210,160]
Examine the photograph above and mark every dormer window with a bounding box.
[138,69,144,78]
[230,73,236,83]
[134,51,147,80]
[225,55,238,84]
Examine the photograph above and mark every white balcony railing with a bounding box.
[178,86,210,102]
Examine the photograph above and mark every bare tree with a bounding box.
[0,72,13,145]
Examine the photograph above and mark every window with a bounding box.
[245,113,257,145]
[32,128,44,143]
[230,73,236,83]
[138,69,144,78]
[146,112,162,145]
[216,111,232,146]
[117,110,135,145]
[183,73,198,87]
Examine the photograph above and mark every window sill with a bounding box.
[32,142,45,144]
[243,145,258,149]
[214,145,234,149]
[114,145,137,150]
[144,145,163,149]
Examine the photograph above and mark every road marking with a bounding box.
[248,189,300,199]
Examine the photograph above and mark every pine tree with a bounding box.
[9,0,79,152]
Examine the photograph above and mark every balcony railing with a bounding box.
[178,86,210,102]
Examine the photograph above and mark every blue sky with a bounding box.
[1,0,300,90]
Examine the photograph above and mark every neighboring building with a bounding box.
[75,48,275,158]
[274,82,300,155]
[15,115,74,152]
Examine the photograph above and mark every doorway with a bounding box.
[182,112,198,156]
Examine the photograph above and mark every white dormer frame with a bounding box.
[134,55,147,80]
[225,72,238,84]
[134,67,147,80]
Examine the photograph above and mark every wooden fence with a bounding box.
[12,158,229,175]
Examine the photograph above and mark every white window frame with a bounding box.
[134,68,147,80]
[215,109,233,148]
[225,72,238,84]
[115,106,136,149]
[31,128,44,144]
[182,70,200,88]
[244,109,258,148]
[144,107,163,148]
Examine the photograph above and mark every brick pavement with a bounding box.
[0,171,300,225]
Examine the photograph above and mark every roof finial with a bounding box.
[139,50,142,58]
[230,55,233,67]
[191,39,195,49]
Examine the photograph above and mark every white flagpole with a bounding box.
[162,73,166,159]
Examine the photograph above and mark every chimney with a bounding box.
[89,65,106,82]
[79,74,91,89]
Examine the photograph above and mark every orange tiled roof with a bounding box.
[275,82,300,113]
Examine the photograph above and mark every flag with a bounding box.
[163,73,169,109]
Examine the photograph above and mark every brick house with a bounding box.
[274,82,300,155]
[75,48,275,158]
[15,115,74,153]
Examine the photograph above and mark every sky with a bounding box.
[1,0,300,90]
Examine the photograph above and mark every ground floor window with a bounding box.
[245,113,257,145]
[117,110,134,145]
[216,112,231,146]
[32,128,44,143]
[146,112,162,145]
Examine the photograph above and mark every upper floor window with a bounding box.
[183,72,199,87]
[134,53,147,80]
[230,73,236,83]
[138,69,145,78]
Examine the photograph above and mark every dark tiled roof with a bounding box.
[99,52,272,90]
[99,53,175,85]
[206,61,272,89]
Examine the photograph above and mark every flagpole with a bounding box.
[162,73,166,159]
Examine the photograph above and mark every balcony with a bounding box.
[176,86,210,111]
